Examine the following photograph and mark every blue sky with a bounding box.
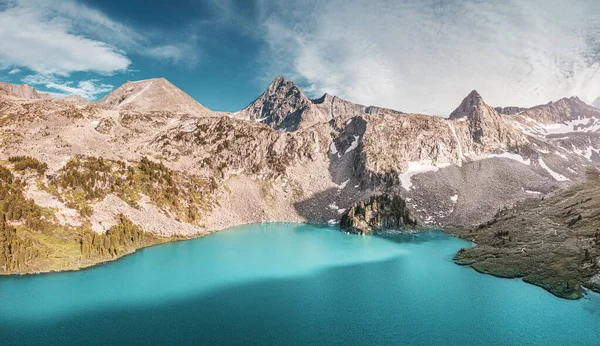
[2,0,600,114]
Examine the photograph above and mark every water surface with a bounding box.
[1,223,599,345]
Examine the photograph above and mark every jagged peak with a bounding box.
[555,95,586,106]
[271,75,285,84]
[449,89,490,119]
[265,75,301,94]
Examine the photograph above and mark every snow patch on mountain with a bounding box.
[330,142,338,155]
[538,159,570,181]
[338,179,350,189]
[345,136,360,154]
[399,161,451,191]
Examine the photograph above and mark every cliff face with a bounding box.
[449,90,526,153]
[340,195,418,234]
[234,76,329,131]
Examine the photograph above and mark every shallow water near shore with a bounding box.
[1,223,599,345]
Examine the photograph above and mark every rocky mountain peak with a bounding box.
[449,90,525,149]
[234,76,326,131]
[98,78,211,116]
[520,95,600,124]
[0,82,51,100]
[449,90,486,119]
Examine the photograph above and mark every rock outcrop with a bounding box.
[341,194,418,234]
[234,76,328,131]
[449,90,526,153]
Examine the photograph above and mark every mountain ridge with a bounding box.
[1,76,599,298]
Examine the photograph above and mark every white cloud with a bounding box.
[146,41,200,66]
[22,74,113,100]
[0,0,199,77]
[258,0,600,115]
[0,0,130,76]
[8,68,21,74]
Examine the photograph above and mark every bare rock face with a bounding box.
[150,115,331,179]
[494,106,528,115]
[340,194,418,234]
[449,90,526,152]
[0,82,51,100]
[98,78,211,116]
[520,96,600,124]
[313,93,403,122]
[235,77,405,132]
[234,76,329,131]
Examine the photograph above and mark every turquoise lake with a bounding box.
[1,223,599,345]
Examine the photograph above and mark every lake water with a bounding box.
[1,223,599,345]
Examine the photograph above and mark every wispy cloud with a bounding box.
[0,0,200,77]
[8,68,21,75]
[0,0,131,76]
[257,0,600,115]
[22,74,113,100]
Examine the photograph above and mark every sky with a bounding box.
[1,0,600,115]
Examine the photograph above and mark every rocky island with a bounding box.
[1,77,599,299]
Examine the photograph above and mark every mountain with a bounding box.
[234,76,404,131]
[233,75,328,131]
[449,90,526,151]
[0,82,51,100]
[0,77,599,299]
[520,96,600,124]
[60,95,92,106]
[98,78,212,116]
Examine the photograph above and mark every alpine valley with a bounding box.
[1,76,600,299]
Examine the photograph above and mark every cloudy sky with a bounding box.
[1,0,600,114]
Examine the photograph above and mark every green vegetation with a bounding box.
[9,156,48,175]
[51,156,217,223]
[0,215,44,271]
[80,214,160,258]
[0,166,45,230]
[0,159,181,275]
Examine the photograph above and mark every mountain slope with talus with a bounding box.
[0,76,599,299]
[98,78,212,116]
